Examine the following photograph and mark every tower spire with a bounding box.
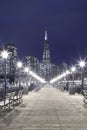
[45,30,48,40]
[42,30,51,80]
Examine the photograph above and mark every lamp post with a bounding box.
[24,67,29,94]
[24,67,29,73]
[24,67,29,85]
[17,61,22,89]
[66,70,70,91]
[1,50,9,96]
[79,60,85,91]
[71,66,76,85]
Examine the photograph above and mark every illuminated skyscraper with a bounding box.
[41,30,51,80]
[42,30,51,63]
[25,56,39,73]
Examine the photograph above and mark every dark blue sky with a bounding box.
[0,0,87,64]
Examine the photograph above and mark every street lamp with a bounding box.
[79,60,85,91]
[24,67,29,85]
[71,66,76,72]
[1,50,9,96]
[17,61,22,88]
[79,60,85,68]
[17,61,22,68]
[71,66,76,85]
[24,67,29,94]
[24,67,29,73]
[66,70,70,91]
[66,70,70,75]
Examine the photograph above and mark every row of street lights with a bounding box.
[1,49,86,95]
[68,60,86,91]
[50,59,86,92]
[0,50,23,95]
[0,50,24,95]
[0,50,46,96]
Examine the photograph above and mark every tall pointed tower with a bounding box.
[42,30,51,80]
[42,30,50,63]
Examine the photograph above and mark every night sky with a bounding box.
[0,0,87,65]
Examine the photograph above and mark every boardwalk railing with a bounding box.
[83,89,87,103]
[0,88,23,111]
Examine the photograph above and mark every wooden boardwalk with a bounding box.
[0,86,87,130]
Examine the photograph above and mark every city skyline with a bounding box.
[0,1,87,64]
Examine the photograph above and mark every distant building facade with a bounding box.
[39,30,51,80]
[25,56,39,73]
